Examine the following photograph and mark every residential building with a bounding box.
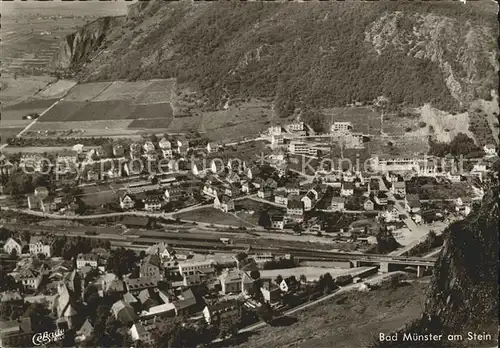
[330,197,345,212]
[330,122,352,134]
[203,184,219,198]
[279,276,299,293]
[446,172,462,183]
[27,196,45,211]
[226,172,241,184]
[0,156,14,176]
[257,187,273,199]
[287,196,304,219]
[379,205,400,222]
[76,254,99,269]
[285,183,300,195]
[374,192,388,206]
[146,242,176,260]
[3,238,23,255]
[412,213,423,224]
[29,236,52,257]
[268,125,282,136]
[340,182,354,197]
[129,143,143,159]
[111,300,137,324]
[288,141,317,156]
[178,260,216,277]
[214,195,234,213]
[301,191,316,211]
[370,155,422,173]
[75,319,94,343]
[130,323,154,345]
[120,193,136,210]
[203,300,239,324]
[260,282,281,305]
[112,144,125,157]
[219,271,242,295]
[139,255,162,279]
[483,144,497,156]
[274,191,288,206]
[363,199,375,211]
[288,121,304,132]
[124,277,159,295]
[18,269,43,291]
[270,215,285,230]
[391,181,406,197]
[144,198,162,212]
[405,194,421,213]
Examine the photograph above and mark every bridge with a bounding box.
[349,254,436,277]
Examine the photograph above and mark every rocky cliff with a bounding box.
[51,16,124,70]
[52,1,498,111]
[373,183,499,348]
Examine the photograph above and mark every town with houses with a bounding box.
[0,111,497,347]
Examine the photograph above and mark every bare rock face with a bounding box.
[424,186,498,337]
[365,11,499,105]
[51,16,123,70]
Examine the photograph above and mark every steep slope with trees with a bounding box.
[54,0,498,112]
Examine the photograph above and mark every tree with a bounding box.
[256,303,274,323]
[258,211,271,228]
[275,275,283,286]
[299,274,307,284]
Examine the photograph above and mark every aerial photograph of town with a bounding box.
[0,0,498,347]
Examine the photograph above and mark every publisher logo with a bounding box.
[32,329,65,346]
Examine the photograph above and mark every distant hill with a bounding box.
[53,0,498,112]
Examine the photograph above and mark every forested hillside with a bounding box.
[56,0,498,112]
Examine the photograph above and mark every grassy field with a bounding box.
[233,280,428,348]
[201,100,273,141]
[0,128,23,144]
[79,185,125,207]
[323,107,382,135]
[174,207,254,227]
[235,198,285,226]
[0,76,56,106]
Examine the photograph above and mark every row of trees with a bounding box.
[428,133,485,158]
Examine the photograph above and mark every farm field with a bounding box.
[37,100,174,124]
[30,120,134,132]
[174,207,254,228]
[63,82,113,102]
